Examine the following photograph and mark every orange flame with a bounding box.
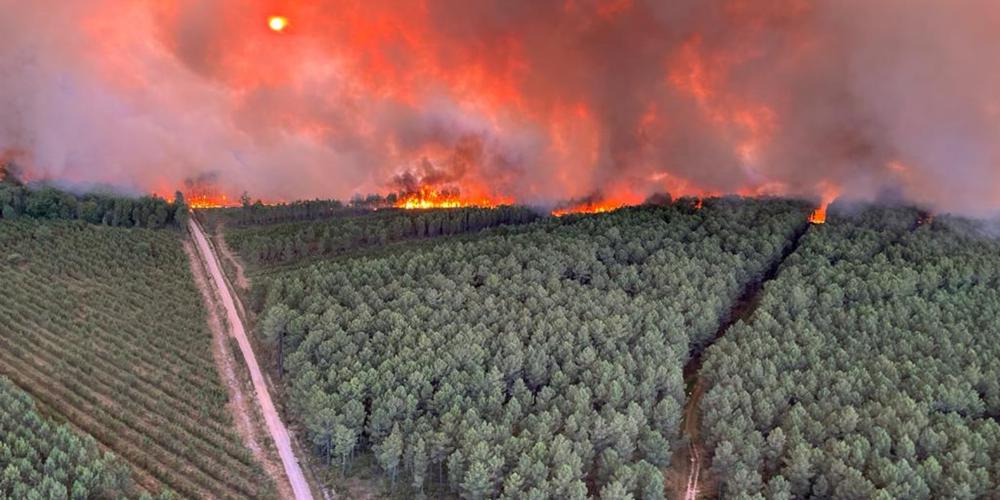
[188,193,235,209]
[551,200,626,217]
[395,187,510,210]
[807,204,828,224]
[808,184,839,224]
[151,185,237,209]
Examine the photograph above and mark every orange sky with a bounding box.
[2,0,1000,214]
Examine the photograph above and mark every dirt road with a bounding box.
[685,442,700,500]
[189,218,314,500]
[682,380,706,500]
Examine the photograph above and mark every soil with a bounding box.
[184,240,294,500]
[664,222,812,500]
[213,227,250,291]
[189,218,316,499]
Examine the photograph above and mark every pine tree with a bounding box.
[410,436,428,494]
[333,424,356,474]
[461,461,494,500]
[377,425,404,487]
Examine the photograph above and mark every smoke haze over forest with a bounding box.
[2,0,999,214]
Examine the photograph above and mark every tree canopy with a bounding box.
[254,197,811,497]
[701,207,1000,498]
[0,170,186,229]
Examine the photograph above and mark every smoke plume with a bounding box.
[1,0,999,214]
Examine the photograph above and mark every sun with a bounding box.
[268,16,289,32]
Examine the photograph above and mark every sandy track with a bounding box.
[189,218,314,500]
[685,442,701,500]
[183,241,294,499]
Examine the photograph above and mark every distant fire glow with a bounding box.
[188,194,234,209]
[5,1,1000,217]
[268,16,288,32]
[552,200,625,217]
[395,188,510,210]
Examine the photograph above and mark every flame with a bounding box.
[551,200,626,217]
[20,1,986,217]
[808,183,839,224]
[807,204,828,224]
[188,193,235,209]
[395,187,510,210]
[268,16,289,33]
[151,181,237,209]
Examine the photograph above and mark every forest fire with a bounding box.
[551,200,626,217]
[4,1,999,219]
[808,185,840,224]
[808,204,828,225]
[170,174,240,209]
[150,188,234,209]
[394,188,509,210]
[187,194,235,209]
[7,4,1000,498]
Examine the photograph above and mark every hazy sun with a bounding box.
[268,16,288,32]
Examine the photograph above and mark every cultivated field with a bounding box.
[0,219,275,498]
[0,376,131,498]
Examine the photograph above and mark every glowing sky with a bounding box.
[2,0,999,214]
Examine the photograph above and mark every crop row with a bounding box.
[0,219,275,498]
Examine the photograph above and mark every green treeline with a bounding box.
[204,191,466,227]
[0,174,187,229]
[0,376,131,498]
[207,199,364,226]
[227,206,541,265]
[256,198,810,498]
[701,207,1000,498]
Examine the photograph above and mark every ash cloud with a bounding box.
[1,0,999,215]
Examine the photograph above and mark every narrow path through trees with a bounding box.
[673,210,927,498]
[189,217,315,500]
[670,221,813,500]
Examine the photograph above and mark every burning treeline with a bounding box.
[2,1,1000,216]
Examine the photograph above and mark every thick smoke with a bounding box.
[1,0,998,214]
